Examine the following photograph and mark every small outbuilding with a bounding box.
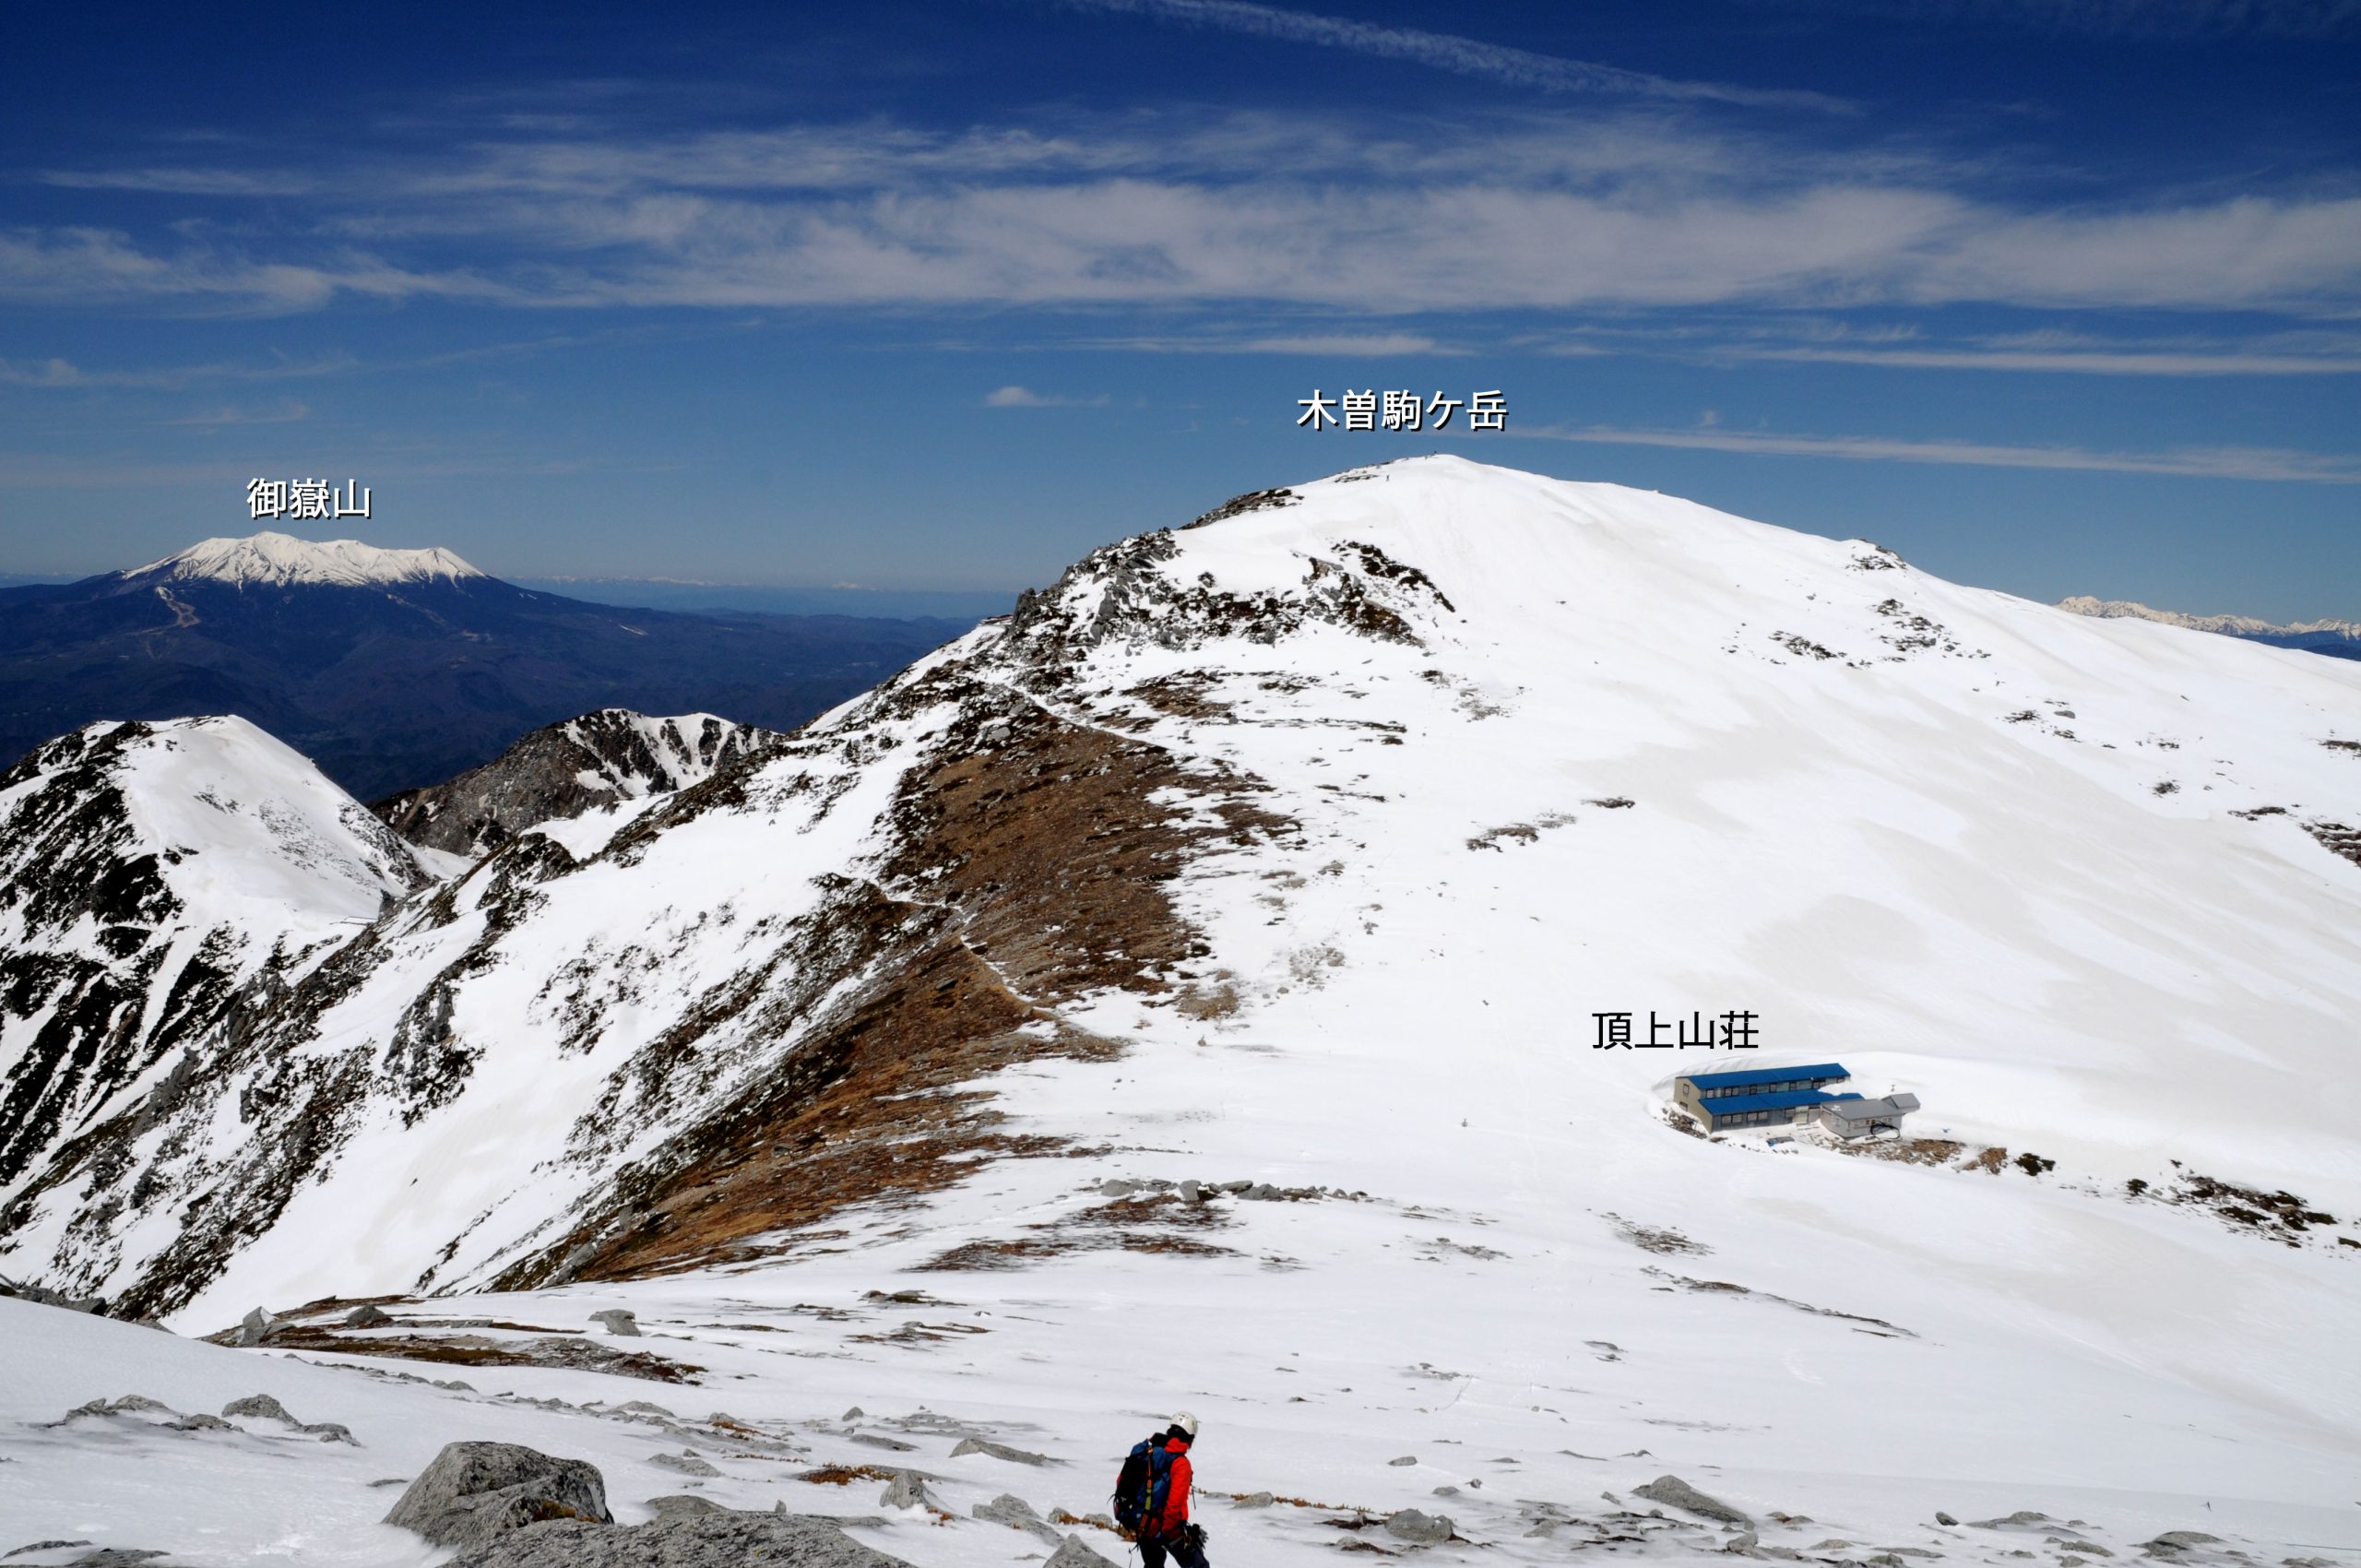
[1812,1092,1921,1141]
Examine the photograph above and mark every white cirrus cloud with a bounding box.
[1050,0,1853,111]
[1525,422,2361,482]
[982,385,1110,407]
[6,111,2359,318]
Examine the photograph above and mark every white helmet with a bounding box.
[1171,1410,1200,1438]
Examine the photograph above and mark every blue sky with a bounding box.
[3,0,2356,618]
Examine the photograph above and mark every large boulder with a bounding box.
[442,1511,915,1567]
[384,1442,611,1549]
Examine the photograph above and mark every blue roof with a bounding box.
[1679,1062,1849,1091]
[1701,1088,1864,1116]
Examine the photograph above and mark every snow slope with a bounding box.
[0,716,428,1196]
[3,458,2358,1563]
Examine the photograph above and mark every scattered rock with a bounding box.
[849,1433,918,1453]
[647,1496,730,1521]
[843,1407,865,1420]
[345,1305,395,1328]
[165,1413,233,1432]
[2143,1534,2223,1556]
[221,1394,294,1423]
[1971,1514,2052,1530]
[879,1472,943,1511]
[6,1545,92,1559]
[235,1309,275,1347]
[650,1451,721,1478]
[951,1436,1051,1466]
[1388,1455,1418,1467]
[442,1511,914,1568]
[1179,1181,1203,1203]
[1633,1476,1751,1528]
[1047,1536,1120,1568]
[1100,1180,1140,1198]
[1727,1533,1761,1554]
[1936,1514,1959,1526]
[588,1310,640,1337]
[1234,1492,1274,1509]
[59,1553,172,1567]
[216,1393,355,1443]
[973,1494,1062,1545]
[2058,1542,2112,1557]
[56,1396,172,1424]
[1431,1486,1460,1497]
[1383,1509,1454,1545]
[383,1441,612,1549]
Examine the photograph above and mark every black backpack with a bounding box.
[1112,1433,1171,1534]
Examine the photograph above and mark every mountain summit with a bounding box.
[127,532,486,589]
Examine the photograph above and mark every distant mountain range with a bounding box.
[2058,595,2361,660]
[0,533,973,799]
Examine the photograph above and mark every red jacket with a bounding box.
[1149,1435,1193,1538]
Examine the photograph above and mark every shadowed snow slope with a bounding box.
[1,458,2357,1562]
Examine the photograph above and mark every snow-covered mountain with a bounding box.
[131,532,485,590]
[0,533,968,799]
[3,459,2358,1563]
[0,716,428,1193]
[372,709,778,858]
[2059,594,2361,660]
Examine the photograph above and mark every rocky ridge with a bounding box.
[371,709,779,858]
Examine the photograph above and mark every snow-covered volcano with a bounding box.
[128,532,485,589]
[2,458,2357,1563]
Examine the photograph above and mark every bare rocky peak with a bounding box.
[372,710,780,858]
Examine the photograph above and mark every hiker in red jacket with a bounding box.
[1139,1412,1207,1568]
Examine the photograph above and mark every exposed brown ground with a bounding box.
[494,670,1292,1289]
